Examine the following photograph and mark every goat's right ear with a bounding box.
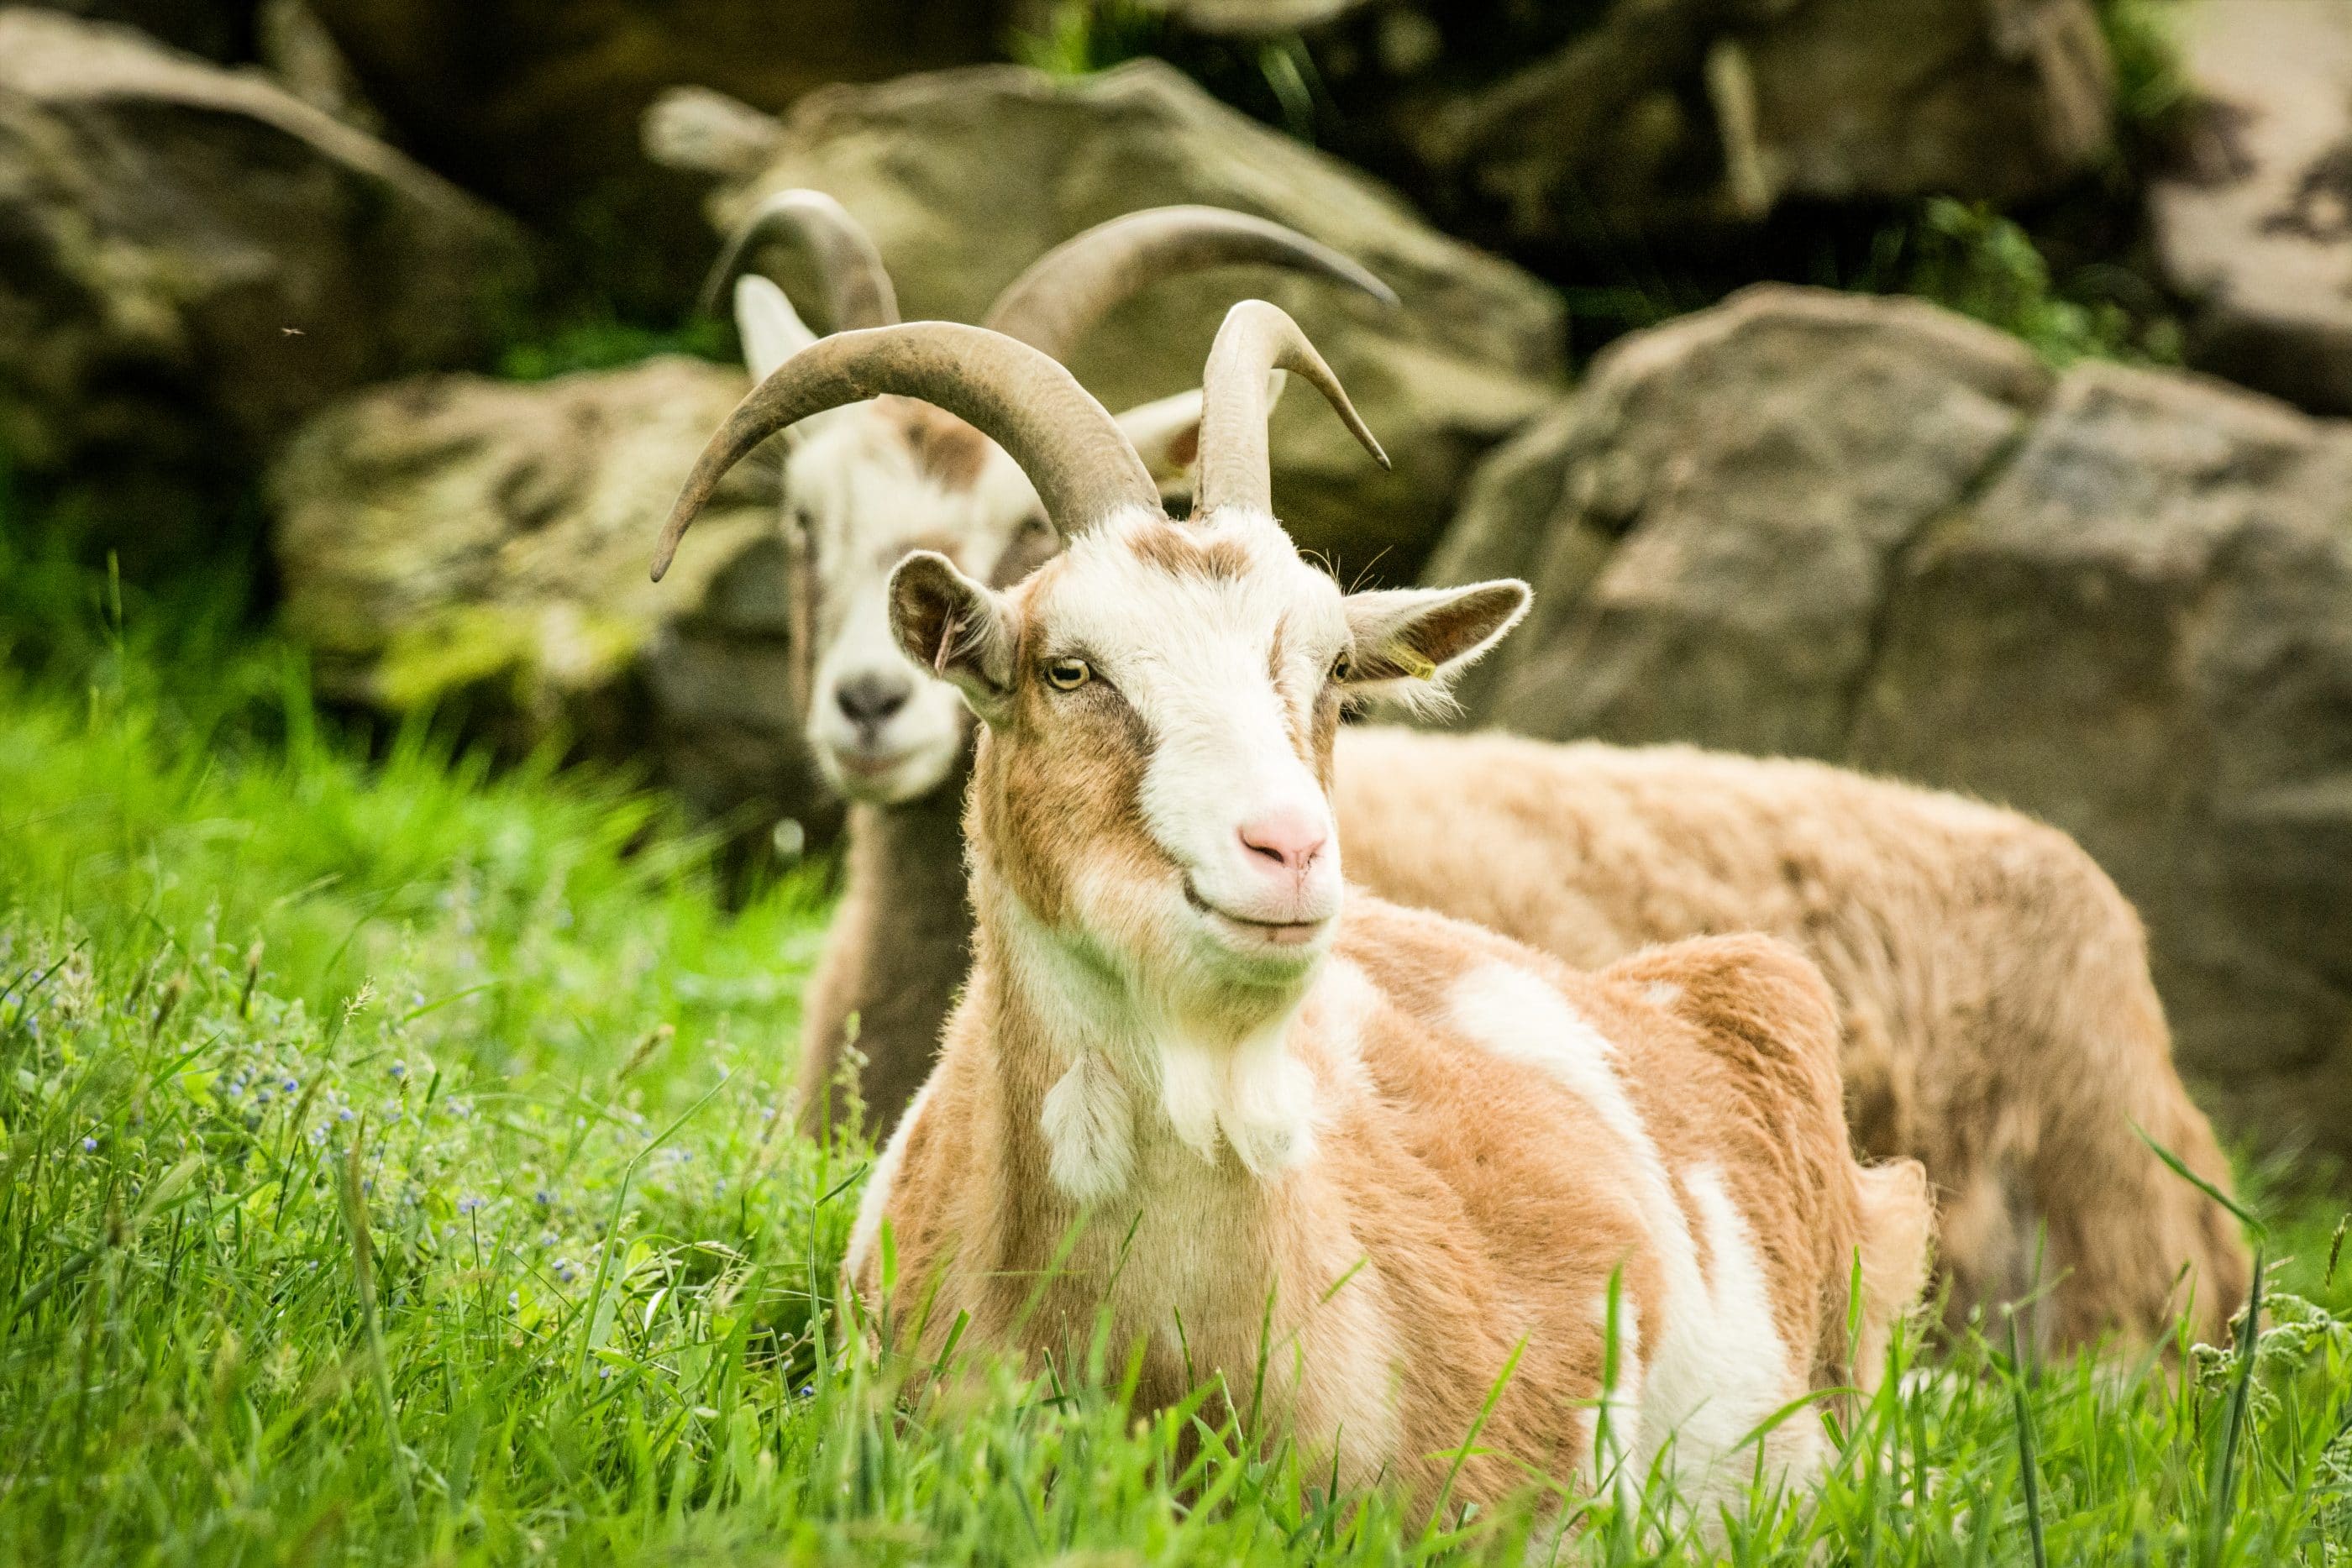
[733,274,819,381]
[888,551,1018,724]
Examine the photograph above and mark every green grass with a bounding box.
[0,552,2347,1562]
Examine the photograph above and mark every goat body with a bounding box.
[803,725,2250,1349]
[854,890,1928,1512]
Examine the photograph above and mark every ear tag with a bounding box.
[1389,643,1437,681]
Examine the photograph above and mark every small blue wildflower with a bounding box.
[553,1259,579,1283]
[599,1366,613,1381]
[338,1107,354,1122]
[224,1079,244,1099]
[797,1385,815,1399]
[458,1195,486,1214]
[81,1137,97,1153]
[533,1188,554,1207]
[388,1061,407,1080]
[254,1090,271,1108]
[282,1077,298,1093]
[508,1292,520,1309]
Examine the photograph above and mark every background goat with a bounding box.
[707,199,2250,1353]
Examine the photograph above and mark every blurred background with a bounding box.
[3,0,2349,1165]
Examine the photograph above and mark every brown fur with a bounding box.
[1332,729,2250,1350]
[804,722,2248,1350]
[864,894,1927,1512]
[877,396,992,490]
[852,522,1929,1514]
[792,777,972,1138]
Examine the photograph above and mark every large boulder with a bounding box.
[2149,0,2352,417]
[1429,285,2352,1156]
[1147,0,2113,252]
[664,60,1567,583]
[268,357,837,836]
[0,8,527,552]
[305,0,1010,311]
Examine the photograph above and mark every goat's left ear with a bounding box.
[1339,580,1530,705]
[888,550,1019,725]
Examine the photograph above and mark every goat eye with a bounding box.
[1044,657,1092,691]
[1331,651,1355,681]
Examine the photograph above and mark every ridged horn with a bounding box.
[1192,301,1386,520]
[651,323,1159,581]
[981,206,1397,361]
[696,188,900,329]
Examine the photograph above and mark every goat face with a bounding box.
[787,399,1048,805]
[892,506,1526,1022]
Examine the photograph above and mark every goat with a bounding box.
[652,302,1935,1517]
[701,192,1394,1129]
[718,201,2250,1353]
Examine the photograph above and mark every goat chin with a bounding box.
[797,722,2249,1354]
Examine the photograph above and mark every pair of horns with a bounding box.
[701,194,1399,357]
[648,302,1384,581]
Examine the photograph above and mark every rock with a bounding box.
[1455,286,2050,758]
[686,60,1566,580]
[305,0,1010,311]
[18,0,255,61]
[0,8,527,553]
[268,357,837,834]
[1852,361,2352,1156]
[1168,0,2113,249]
[1425,285,2352,1156]
[2148,0,2352,417]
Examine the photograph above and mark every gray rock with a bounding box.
[268,357,837,832]
[1461,286,2051,758]
[2148,0,2352,416]
[0,8,526,532]
[1257,0,2113,246]
[680,60,1567,581]
[1427,285,2352,1155]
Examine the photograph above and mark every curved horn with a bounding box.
[651,323,1158,581]
[1192,300,1386,520]
[696,188,900,330]
[981,206,1398,361]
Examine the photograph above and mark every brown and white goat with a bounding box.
[696,198,2245,1352]
[702,194,1393,1128]
[653,303,1934,1515]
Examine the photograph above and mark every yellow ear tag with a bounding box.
[1390,644,1437,681]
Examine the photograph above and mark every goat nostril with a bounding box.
[1236,814,1328,873]
[836,673,911,726]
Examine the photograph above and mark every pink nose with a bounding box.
[1237,807,1328,877]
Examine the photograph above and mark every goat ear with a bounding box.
[889,550,1018,724]
[1116,372,1287,502]
[733,274,819,381]
[1339,580,1530,712]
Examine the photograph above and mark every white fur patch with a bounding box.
[1644,980,1683,1009]
[1653,1166,1813,1506]
[1580,1292,1643,1507]
[1161,1020,1318,1179]
[1446,964,1807,1502]
[846,1070,940,1287]
[1042,1051,1135,1204]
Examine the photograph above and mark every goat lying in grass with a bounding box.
[652,301,1935,1514]
[695,197,2250,1354]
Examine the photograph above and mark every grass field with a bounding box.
[1,545,2347,1565]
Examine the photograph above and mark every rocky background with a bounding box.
[6,0,2351,1155]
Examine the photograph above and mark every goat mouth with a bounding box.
[1183,881,1329,948]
